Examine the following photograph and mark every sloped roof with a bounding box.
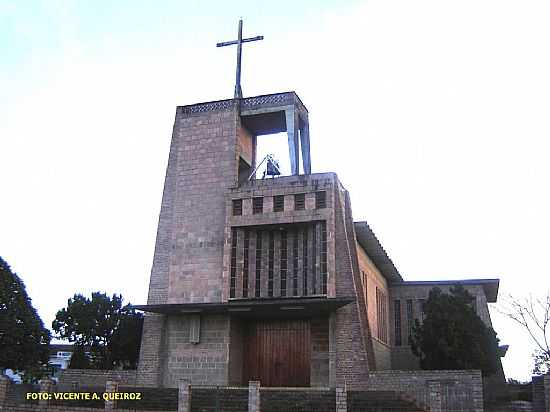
[354,221,403,283]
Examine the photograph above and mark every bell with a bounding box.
[266,157,281,176]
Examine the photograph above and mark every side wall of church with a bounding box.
[389,283,494,370]
[332,183,374,384]
[356,244,391,370]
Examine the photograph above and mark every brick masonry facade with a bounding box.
[135,91,502,397]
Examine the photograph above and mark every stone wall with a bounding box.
[58,370,137,386]
[363,370,484,412]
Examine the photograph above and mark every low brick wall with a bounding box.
[260,387,336,412]
[190,386,248,412]
[362,370,484,412]
[58,370,137,386]
[532,375,550,412]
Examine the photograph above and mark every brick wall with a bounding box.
[162,314,230,387]
[532,375,550,412]
[58,370,137,386]
[364,370,484,412]
[332,184,373,385]
[260,388,336,412]
[311,317,330,387]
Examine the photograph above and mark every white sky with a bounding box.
[1,0,549,381]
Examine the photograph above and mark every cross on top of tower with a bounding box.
[216,19,264,99]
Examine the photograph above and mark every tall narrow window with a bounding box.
[302,228,308,296]
[255,232,262,297]
[311,225,317,294]
[268,232,274,297]
[376,287,388,344]
[292,231,299,296]
[273,195,284,212]
[294,193,305,210]
[406,299,414,345]
[280,231,287,297]
[315,191,327,209]
[253,197,263,214]
[232,199,242,216]
[320,222,328,295]
[418,299,425,321]
[394,300,402,346]
[361,271,368,306]
[230,229,237,298]
[242,230,249,298]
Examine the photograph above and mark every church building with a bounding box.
[134,21,503,389]
[134,91,502,388]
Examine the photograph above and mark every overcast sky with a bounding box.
[1,0,549,381]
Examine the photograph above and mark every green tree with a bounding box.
[410,285,500,376]
[0,256,51,375]
[52,292,143,369]
[68,344,91,369]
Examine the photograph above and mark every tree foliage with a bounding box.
[410,285,500,376]
[52,292,143,370]
[0,256,51,374]
[499,291,550,375]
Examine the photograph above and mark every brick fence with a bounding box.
[1,370,487,412]
[57,370,137,386]
[532,374,550,412]
[361,370,485,412]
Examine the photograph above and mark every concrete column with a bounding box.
[285,108,300,175]
[104,380,118,410]
[299,118,311,175]
[39,378,55,407]
[178,379,191,412]
[248,381,260,412]
[427,381,442,412]
[0,375,10,406]
[335,386,347,412]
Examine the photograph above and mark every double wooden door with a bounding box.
[243,319,311,387]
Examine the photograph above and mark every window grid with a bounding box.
[230,228,237,298]
[406,299,414,345]
[294,193,305,210]
[394,300,402,346]
[292,231,299,296]
[268,232,274,297]
[232,199,242,216]
[315,191,327,209]
[280,231,287,297]
[273,195,284,212]
[376,287,388,344]
[320,222,328,295]
[255,232,262,298]
[253,197,263,214]
[242,230,249,298]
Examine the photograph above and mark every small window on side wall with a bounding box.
[253,197,263,214]
[315,191,327,209]
[294,194,305,210]
[232,199,243,216]
[273,195,284,212]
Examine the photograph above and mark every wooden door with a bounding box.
[243,319,311,387]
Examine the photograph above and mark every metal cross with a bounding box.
[216,19,264,99]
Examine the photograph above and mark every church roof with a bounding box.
[354,221,403,283]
